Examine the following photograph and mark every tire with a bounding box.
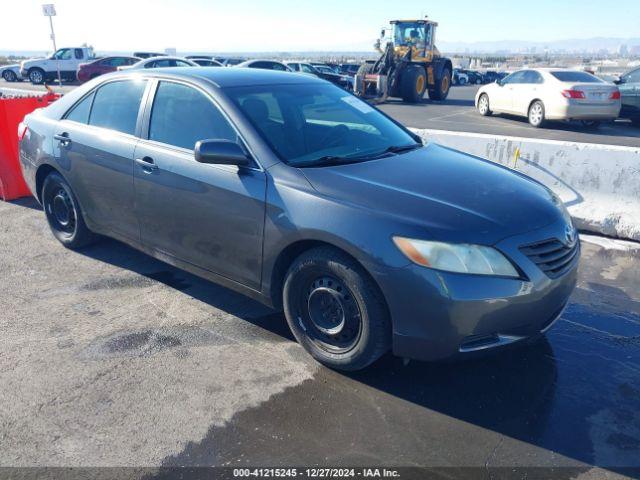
[428,67,451,100]
[41,172,98,249]
[28,68,45,85]
[477,93,492,116]
[581,120,600,129]
[528,100,546,128]
[283,247,391,371]
[356,62,374,77]
[2,70,17,82]
[399,65,427,103]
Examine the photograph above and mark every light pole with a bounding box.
[42,4,62,86]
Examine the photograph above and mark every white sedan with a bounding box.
[475,68,621,128]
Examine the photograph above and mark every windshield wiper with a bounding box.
[294,155,364,168]
[294,143,423,168]
[380,143,423,155]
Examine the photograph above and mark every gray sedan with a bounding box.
[18,68,578,370]
[1,64,22,82]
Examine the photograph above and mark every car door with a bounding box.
[53,79,149,242]
[511,70,544,115]
[48,48,75,76]
[497,70,527,113]
[619,68,640,120]
[133,80,267,289]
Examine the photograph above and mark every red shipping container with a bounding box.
[0,92,59,200]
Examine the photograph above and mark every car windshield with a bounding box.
[225,83,419,167]
[551,71,603,83]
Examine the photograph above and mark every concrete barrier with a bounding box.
[411,128,640,242]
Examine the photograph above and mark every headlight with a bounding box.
[393,237,520,278]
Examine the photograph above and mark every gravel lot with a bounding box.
[1,197,639,478]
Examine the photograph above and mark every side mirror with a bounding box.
[613,76,623,85]
[195,140,251,167]
[496,79,503,86]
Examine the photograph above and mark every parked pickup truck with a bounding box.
[20,47,96,84]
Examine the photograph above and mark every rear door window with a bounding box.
[88,80,147,135]
[148,81,238,150]
[522,70,544,84]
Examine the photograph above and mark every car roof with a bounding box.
[237,59,286,66]
[115,66,324,88]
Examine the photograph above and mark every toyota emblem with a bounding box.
[565,225,577,246]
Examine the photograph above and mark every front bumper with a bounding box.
[376,219,579,362]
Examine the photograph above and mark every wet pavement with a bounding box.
[1,198,639,478]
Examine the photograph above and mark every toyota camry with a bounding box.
[18,68,579,370]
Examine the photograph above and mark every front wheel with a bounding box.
[42,172,98,249]
[477,93,492,116]
[283,247,391,371]
[400,65,427,103]
[2,70,18,82]
[28,68,45,85]
[528,100,546,128]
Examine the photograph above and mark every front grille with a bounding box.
[520,238,580,279]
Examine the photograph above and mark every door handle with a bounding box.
[54,133,71,146]
[135,156,158,172]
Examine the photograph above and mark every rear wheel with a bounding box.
[2,70,17,82]
[42,172,98,249]
[28,68,45,85]
[428,67,451,101]
[477,93,492,116]
[399,65,427,103]
[528,100,546,128]
[283,247,391,371]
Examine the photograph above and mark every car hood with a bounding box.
[299,143,562,245]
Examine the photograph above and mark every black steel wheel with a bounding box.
[42,171,98,249]
[283,247,390,370]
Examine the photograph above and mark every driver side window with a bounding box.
[624,69,640,84]
[503,71,526,84]
[54,49,72,60]
[148,81,238,151]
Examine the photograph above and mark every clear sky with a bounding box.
[2,0,639,53]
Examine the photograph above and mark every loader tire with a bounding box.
[428,67,452,101]
[400,65,427,103]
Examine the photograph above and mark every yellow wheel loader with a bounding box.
[354,18,452,103]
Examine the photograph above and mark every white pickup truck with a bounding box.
[20,47,96,84]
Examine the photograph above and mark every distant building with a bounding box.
[619,44,629,57]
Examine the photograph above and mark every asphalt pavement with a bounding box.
[378,86,640,148]
[1,197,639,477]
